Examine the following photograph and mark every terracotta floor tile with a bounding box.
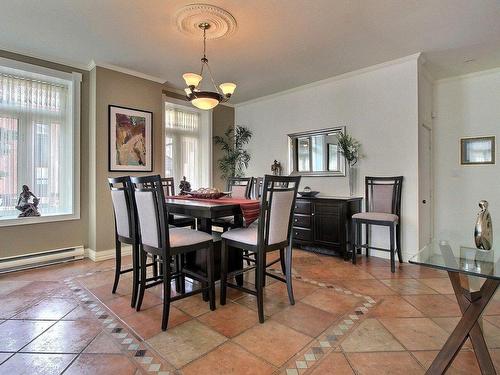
[340,279,397,296]
[403,294,462,317]
[308,352,354,375]
[368,295,424,318]
[123,304,190,339]
[22,320,102,353]
[0,353,75,375]
[182,342,275,375]
[13,297,79,320]
[346,351,424,374]
[172,294,212,317]
[379,317,450,350]
[198,302,258,338]
[401,264,448,278]
[106,292,161,319]
[62,305,100,320]
[0,294,42,319]
[341,318,405,352]
[430,317,472,349]
[485,315,500,328]
[0,280,32,296]
[236,290,292,317]
[366,266,415,279]
[412,350,481,374]
[419,277,455,294]
[0,320,55,351]
[146,320,227,368]
[264,279,320,301]
[233,320,312,367]
[301,288,360,316]
[83,331,123,354]
[271,301,338,337]
[381,279,439,295]
[64,353,137,375]
[88,280,133,302]
[0,353,13,365]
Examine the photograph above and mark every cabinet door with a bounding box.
[312,202,342,246]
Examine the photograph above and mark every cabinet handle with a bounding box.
[294,218,298,222]
[311,213,315,216]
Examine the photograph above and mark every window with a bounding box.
[0,58,80,224]
[164,101,211,190]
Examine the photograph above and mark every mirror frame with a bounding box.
[288,126,346,177]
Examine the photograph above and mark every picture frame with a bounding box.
[460,136,495,165]
[108,105,153,172]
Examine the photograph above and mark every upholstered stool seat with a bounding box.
[170,227,213,248]
[221,226,257,246]
[352,212,399,223]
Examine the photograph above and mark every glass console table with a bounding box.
[410,241,499,374]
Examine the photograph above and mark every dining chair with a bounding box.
[351,176,403,272]
[251,177,264,199]
[131,175,216,331]
[108,176,156,308]
[219,174,301,323]
[213,177,254,231]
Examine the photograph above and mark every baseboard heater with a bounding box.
[0,246,85,274]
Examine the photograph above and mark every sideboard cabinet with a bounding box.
[292,196,362,259]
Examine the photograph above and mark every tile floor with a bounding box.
[1,249,500,374]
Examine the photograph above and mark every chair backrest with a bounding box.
[258,174,301,247]
[227,177,253,199]
[252,177,264,199]
[130,175,170,253]
[365,176,403,216]
[108,176,138,243]
[143,177,175,197]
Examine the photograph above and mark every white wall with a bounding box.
[433,69,500,249]
[236,55,420,259]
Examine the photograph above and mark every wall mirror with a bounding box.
[288,127,346,176]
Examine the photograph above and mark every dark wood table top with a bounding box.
[165,198,242,219]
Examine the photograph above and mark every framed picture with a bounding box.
[109,105,153,172]
[460,136,495,165]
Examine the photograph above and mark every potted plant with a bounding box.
[214,125,253,183]
[337,132,362,196]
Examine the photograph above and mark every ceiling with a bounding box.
[1,0,500,103]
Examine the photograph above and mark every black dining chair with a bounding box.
[351,176,403,272]
[212,177,254,231]
[131,175,216,331]
[108,176,156,307]
[219,175,301,323]
[251,177,264,200]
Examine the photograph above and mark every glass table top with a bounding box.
[409,240,500,280]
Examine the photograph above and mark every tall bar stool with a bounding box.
[212,177,254,231]
[351,176,403,273]
[108,176,155,307]
[220,175,301,323]
[131,175,216,331]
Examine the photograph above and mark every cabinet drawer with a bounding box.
[293,227,312,241]
[294,200,311,214]
[313,202,341,216]
[293,214,311,228]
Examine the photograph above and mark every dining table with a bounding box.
[165,196,260,287]
[409,240,499,374]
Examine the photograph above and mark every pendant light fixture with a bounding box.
[183,22,236,110]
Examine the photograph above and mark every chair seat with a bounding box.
[213,216,234,226]
[352,212,399,223]
[170,228,212,248]
[221,226,257,245]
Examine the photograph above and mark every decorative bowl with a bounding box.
[298,191,320,197]
[189,191,227,199]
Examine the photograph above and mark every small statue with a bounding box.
[179,176,191,195]
[271,160,282,176]
[474,200,492,250]
[16,185,41,217]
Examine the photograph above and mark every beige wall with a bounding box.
[0,50,90,258]
[212,105,235,191]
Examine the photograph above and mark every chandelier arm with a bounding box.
[205,61,222,95]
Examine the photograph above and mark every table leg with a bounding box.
[427,272,498,375]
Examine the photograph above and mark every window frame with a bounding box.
[0,57,81,227]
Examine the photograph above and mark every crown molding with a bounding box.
[88,60,167,84]
[0,46,90,71]
[235,53,422,107]
[434,66,500,85]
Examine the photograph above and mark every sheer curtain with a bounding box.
[0,72,72,218]
[165,103,211,190]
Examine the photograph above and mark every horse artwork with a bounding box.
[109,105,153,172]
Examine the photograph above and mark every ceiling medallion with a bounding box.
[175,4,237,40]
[180,13,237,110]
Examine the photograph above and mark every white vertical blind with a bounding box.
[165,104,211,190]
[0,71,73,218]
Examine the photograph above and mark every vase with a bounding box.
[348,165,357,196]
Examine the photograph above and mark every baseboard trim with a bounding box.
[85,245,132,262]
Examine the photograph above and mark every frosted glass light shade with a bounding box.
[192,97,219,110]
[184,88,192,96]
[219,82,236,96]
[182,73,202,87]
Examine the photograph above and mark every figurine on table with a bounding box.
[271,160,282,176]
[16,185,41,217]
[179,176,191,195]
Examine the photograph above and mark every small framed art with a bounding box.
[460,136,495,165]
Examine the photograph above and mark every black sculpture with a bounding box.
[16,185,41,217]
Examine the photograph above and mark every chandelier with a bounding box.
[183,22,236,110]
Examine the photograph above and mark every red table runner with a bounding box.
[168,196,260,226]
